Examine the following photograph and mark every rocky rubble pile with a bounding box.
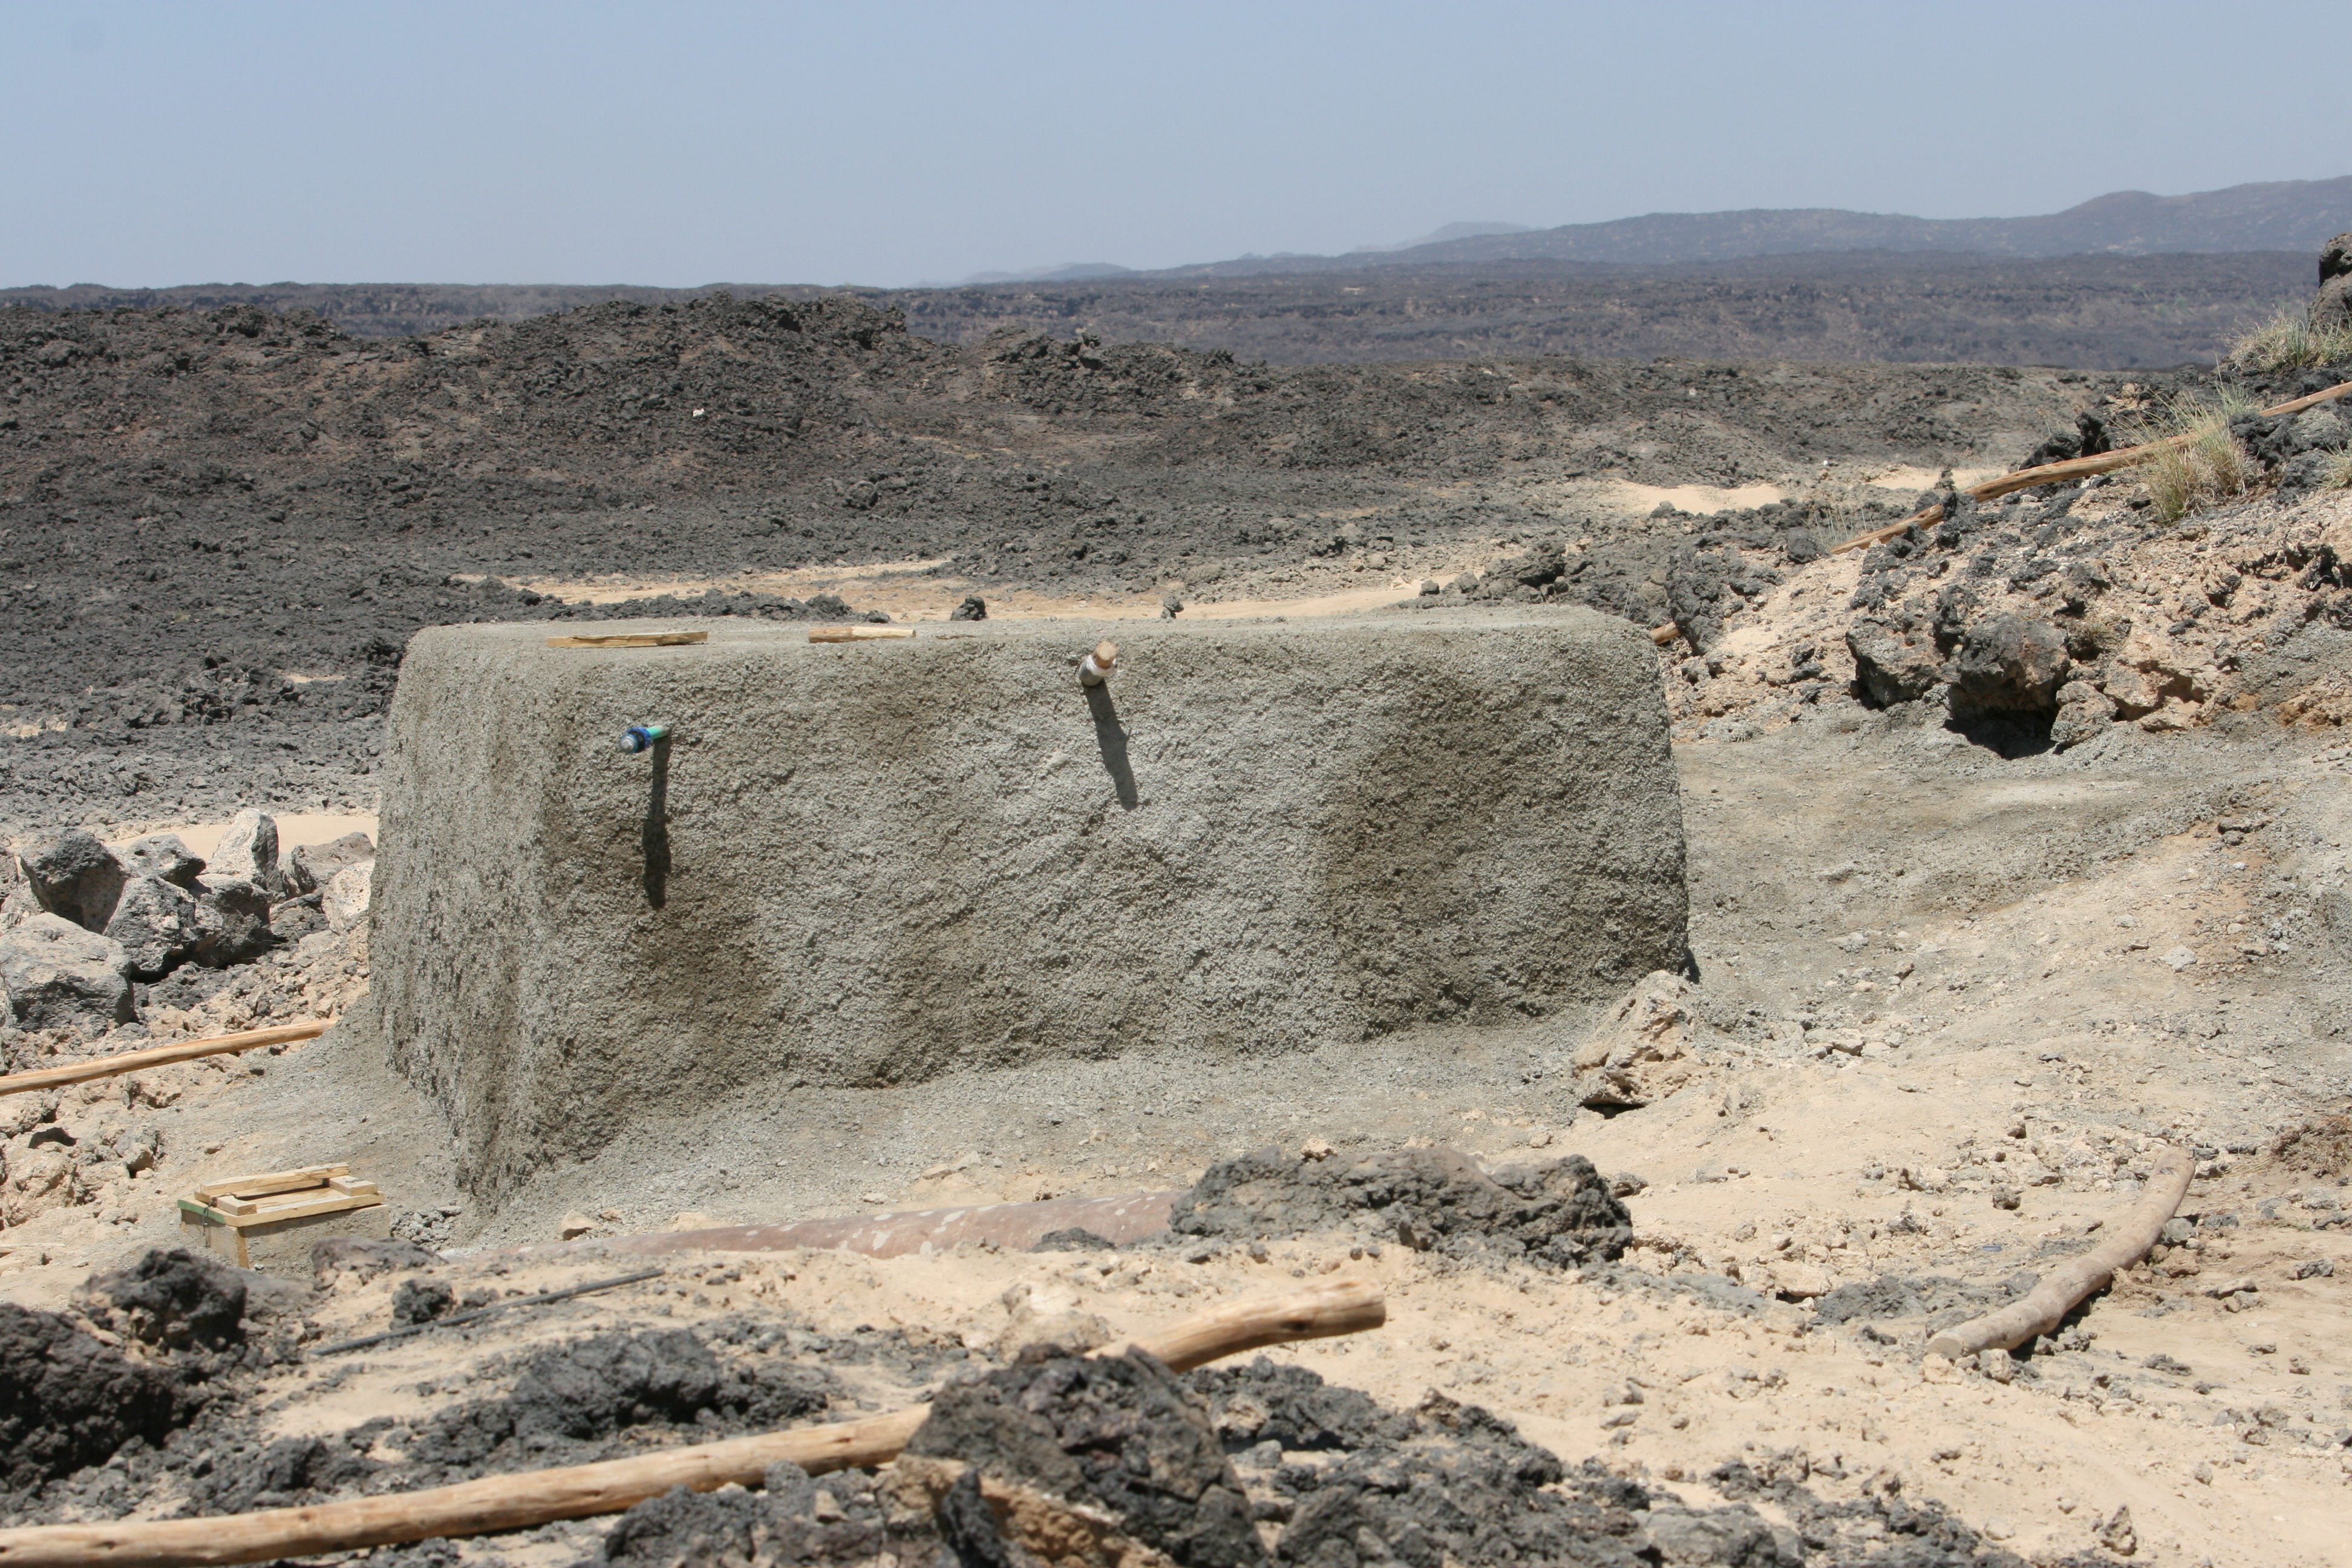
[1657,471,2352,754]
[1398,494,1896,633]
[0,812,373,1227]
[0,810,371,1036]
[1653,252,2352,752]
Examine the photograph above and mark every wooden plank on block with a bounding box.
[196,1164,348,1201]
[327,1176,380,1197]
[177,1197,236,1226]
[218,1192,384,1229]
[808,625,914,643]
[544,631,710,650]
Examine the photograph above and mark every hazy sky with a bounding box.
[8,0,2350,290]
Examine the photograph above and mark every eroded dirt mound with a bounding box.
[1167,1146,1633,1268]
[2266,1113,2352,1178]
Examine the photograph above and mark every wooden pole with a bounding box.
[0,1021,326,1099]
[808,626,914,643]
[0,1279,1385,1568]
[1924,1146,2193,1361]
[545,631,709,649]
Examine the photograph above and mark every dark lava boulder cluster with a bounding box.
[1166,1145,1632,1270]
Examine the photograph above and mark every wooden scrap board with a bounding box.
[546,630,709,649]
[808,625,913,643]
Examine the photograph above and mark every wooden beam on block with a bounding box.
[226,1192,382,1227]
[807,625,914,643]
[195,1165,349,1201]
[181,1191,383,1230]
[544,631,709,649]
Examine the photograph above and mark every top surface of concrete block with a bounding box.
[372,608,1687,1203]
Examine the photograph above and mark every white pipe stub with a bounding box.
[1077,639,1119,688]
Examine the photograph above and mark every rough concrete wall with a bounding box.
[371,609,1687,1203]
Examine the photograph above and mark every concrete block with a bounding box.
[179,1201,392,1273]
[371,609,1688,1201]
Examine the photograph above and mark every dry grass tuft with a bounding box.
[2133,391,2256,524]
[2226,303,2352,373]
[2325,446,2352,491]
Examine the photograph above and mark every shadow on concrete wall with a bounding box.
[642,736,671,907]
[1085,686,1138,811]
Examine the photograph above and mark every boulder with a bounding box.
[285,832,374,897]
[104,877,203,979]
[115,835,205,889]
[1762,1260,1832,1299]
[2100,664,2164,718]
[19,831,127,932]
[4,1146,87,1226]
[2316,234,2352,332]
[2314,274,2352,335]
[189,880,272,967]
[2049,681,2118,751]
[2324,232,2352,284]
[1572,970,1703,1109]
[204,811,279,892]
[1846,620,1943,706]
[2291,406,2348,453]
[1942,613,2070,719]
[322,861,374,932]
[0,913,135,1028]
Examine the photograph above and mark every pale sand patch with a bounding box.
[1860,464,2005,493]
[514,559,956,606]
[129,812,379,861]
[515,563,1427,626]
[1602,480,1785,514]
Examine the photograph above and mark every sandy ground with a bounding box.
[7,463,2352,1563]
[501,461,2003,632]
[6,706,2345,1563]
[127,814,379,862]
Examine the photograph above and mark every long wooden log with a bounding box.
[0,1021,326,1099]
[0,1278,1385,1568]
[1924,1145,2193,1361]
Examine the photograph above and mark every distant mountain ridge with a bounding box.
[1140,176,2352,278]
